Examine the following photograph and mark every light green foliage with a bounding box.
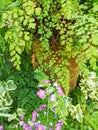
[0,0,37,70]
[60,0,79,19]
[70,71,98,130]
[79,72,98,102]
[49,92,83,123]
[0,80,17,120]
[0,0,98,92]
[0,80,17,108]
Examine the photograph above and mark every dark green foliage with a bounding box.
[0,52,40,115]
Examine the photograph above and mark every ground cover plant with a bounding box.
[0,0,98,130]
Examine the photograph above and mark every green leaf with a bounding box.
[24,35,30,41]
[11,56,16,62]
[4,98,13,106]
[2,13,8,19]
[9,44,15,51]
[93,3,98,12]
[92,33,98,45]
[23,19,28,26]
[14,21,19,26]
[15,46,22,54]
[8,113,17,122]
[17,108,25,116]
[7,80,17,90]
[35,7,41,16]
[28,23,36,29]
[10,50,16,56]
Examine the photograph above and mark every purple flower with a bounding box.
[55,122,64,130]
[38,104,47,111]
[55,125,61,130]
[35,124,45,130]
[32,111,37,121]
[52,107,56,112]
[50,94,56,101]
[41,104,47,108]
[20,121,26,126]
[0,125,4,130]
[43,80,50,83]
[23,125,32,130]
[38,107,43,111]
[37,89,46,99]
[20,115,24,120]
[57,87,64,95]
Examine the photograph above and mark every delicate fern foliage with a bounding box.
[0,0,98,92]
[1,0,37,70]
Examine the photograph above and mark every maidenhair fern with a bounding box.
[0,0,98,92]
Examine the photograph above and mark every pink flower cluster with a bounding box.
[37,81,64,102]
[18,81,64,130]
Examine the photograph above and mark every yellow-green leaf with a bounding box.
[35,7,41,16]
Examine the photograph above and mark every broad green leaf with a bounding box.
[17,108,25,116]
[4,98,13,106]
[8,113,17,122]
[7,80,17,90]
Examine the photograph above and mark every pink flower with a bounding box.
[55,125,61,130]
[55,122,63,130]
[38,107,43,111]
[43,80,50,83]
[38,104,47,111]
[50,94,56,101]
[20,121,25,126]
[32,111,37,121]
[41,104,47,108]
[0,125,4,130]
[24,125,32,130]
[57,87,64,95]
[35,124,45,130]
[37,89,46,99]
[20,115,24,120]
